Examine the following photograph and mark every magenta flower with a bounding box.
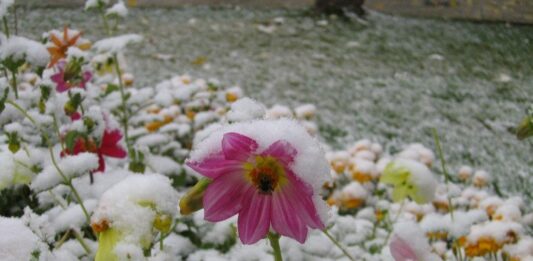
[51,60,92,92]
[390,235,418,261]
[187,132,325,244]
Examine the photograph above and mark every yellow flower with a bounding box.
[379,159,437,204]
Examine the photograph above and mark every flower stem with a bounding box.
[100,11,112,36]
[6,100,91,224]
[72,228,92,255]
[13,5,17,35]
[112,54,132,155]
[10,70,18,99]
[383,199,406,244]
[2,16,9,37]
[267,232,283,261]
[322,229,355,261]
[432,128,455,221]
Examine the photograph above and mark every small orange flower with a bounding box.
[47,26,91,67]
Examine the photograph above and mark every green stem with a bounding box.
[54,229,71,249]
[100,11,112,36]
[322,229,355,261]
[72,229,92,255]
[6,100,91,224]
[267,232,283,261]
[385,200,405,241]
[52,114,65,151]
[159,233,164,251]
[113,54,131,154]
[10,70,18,99]
[2,16,9,37]
[13,5,17,35]
[432,128,455,221]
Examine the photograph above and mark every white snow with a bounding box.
[0,0,14,19]
[93,34,142,54]
[106,1,128,17]
[391,221,441,261]
[31,152,99,192]
[91,174,179,248]
[0,36,50,67]
[0,217,40,261]
[226,97,266,122]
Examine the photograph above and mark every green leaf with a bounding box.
[64,131,83,154]
[103,84,119,96]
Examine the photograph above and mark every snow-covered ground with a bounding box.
[18,6,532,201]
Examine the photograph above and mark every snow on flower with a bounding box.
[0,35,50,67]
[186,119,330,244]
[389,221,441,261]
[380,158,438,204]
[106,1,128,17]
[90,174,179,261]
[93,34,142,54]
[46,27,91,67]
[226,97,266,122]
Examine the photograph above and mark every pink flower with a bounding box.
[187,132,325,244]
[390,235,418,261]
[51,60,92,92]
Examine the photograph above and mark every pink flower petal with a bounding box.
[237,188,272,244]
[261,140,297,166]
[222,132,258,161]
[186,153,243,180]
[203,172,249,222]
[271,190,308,243]
[280,170,325,230]
[51,72,68,92]
[390,235,418,261]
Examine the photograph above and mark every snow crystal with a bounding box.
[0,36,50,67]
[31,152,99,192]
[93,34,142,54]
[189,118,331,222]
[0,217,40,261]
[226,97,265,122]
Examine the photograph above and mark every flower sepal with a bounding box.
[179,178,212,215]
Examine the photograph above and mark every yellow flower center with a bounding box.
[245,156,287,194]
